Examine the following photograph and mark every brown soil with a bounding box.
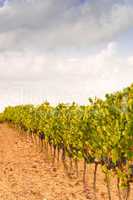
[0,123,133,200]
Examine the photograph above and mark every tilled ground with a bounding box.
[0,123,133,200]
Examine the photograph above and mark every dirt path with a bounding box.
[0,123,133,200]
[0,123,88,200]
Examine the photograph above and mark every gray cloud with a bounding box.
[0,0,133,51]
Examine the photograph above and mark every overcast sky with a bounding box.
[0,0,133,110]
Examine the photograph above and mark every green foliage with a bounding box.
[0,113,4,123]
[1,83,133,185]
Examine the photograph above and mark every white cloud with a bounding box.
[0,42,133,111]
[128,56,133,65]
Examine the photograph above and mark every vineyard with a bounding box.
[0,84,133,200]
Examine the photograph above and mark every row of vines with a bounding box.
[0,84,133,200]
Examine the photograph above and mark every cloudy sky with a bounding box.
[0,0,133,110]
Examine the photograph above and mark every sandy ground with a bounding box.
[0,123,133,200]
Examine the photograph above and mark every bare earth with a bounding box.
[0,123,133,200]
